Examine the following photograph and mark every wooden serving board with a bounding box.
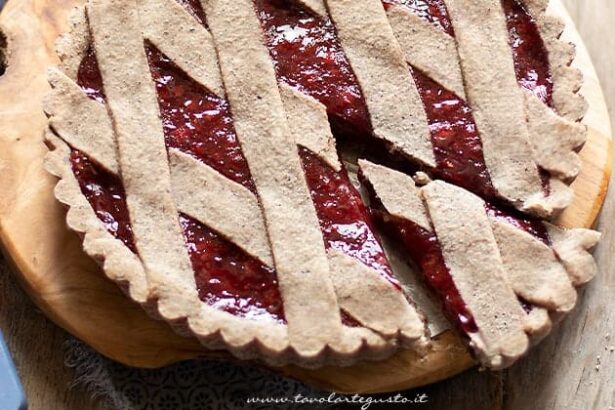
[0,0,611,394]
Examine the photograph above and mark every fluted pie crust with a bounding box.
[44,0,599,369]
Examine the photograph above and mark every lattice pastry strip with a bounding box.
[45,0,427,366]
[203,0,347,356]
[88,0,201,321]
[359,160,600,368]
[385,5,466,99]
[325,0,435,167]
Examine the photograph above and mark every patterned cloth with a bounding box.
[65,338,334,410]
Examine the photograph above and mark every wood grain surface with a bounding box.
[0,0,613,408]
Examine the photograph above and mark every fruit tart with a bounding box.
[44,0,600,369]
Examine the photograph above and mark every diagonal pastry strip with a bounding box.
[524,91,586,180]
[279,85,342,172]
[87,0,200,319]
[421,179,530,369]
[201,0,348,357]
[489,219,577,313]
[442,0,545,212]
[385,5,466,99]
[139,0,225,97]
[46,68,119,175]
[325,0,435,167]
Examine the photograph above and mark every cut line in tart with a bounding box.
[43,0,600,368]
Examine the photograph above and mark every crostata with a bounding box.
[44,0,601,369]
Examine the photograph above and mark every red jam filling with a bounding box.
[255,0,372,137]
[181,214,285,322]
[300,147,399,288]
[146,45,256,192]
[375,211,478,334]
[502,0,553,106]
[411,68,496,198]
[69,150,136,252]
[77,48,105,103]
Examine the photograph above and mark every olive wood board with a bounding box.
[0,0,611,394]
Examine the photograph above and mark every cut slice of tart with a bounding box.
[359,160,600,368]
